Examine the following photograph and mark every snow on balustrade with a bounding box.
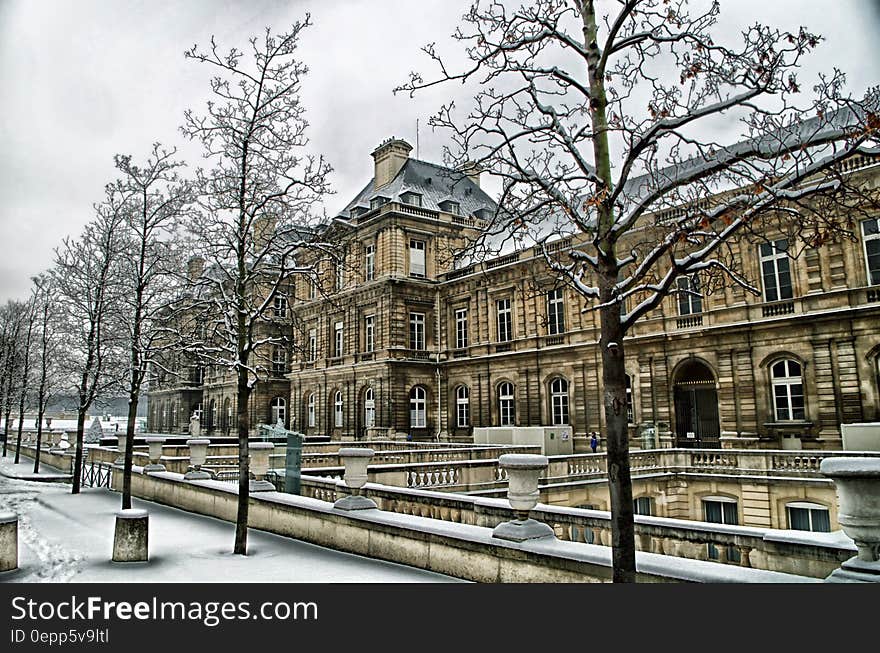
[691,452,738,468]
[406,466,460,488]
[771,454,823,472]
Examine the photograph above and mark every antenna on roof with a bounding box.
[416,118,420,159]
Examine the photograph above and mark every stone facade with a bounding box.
[147,139,880,449]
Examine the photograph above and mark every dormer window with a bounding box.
[370,196,389,211]
[401,192,422,207]
[439,200,460,215]
[473,207,493,221]
[350,206,368,219]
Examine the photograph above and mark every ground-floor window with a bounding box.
[456,385,469,428]
[498,382,515,426]
[334,391,343,428]
[633,496,653,516]
[271,396,286,427]
[786,502,831,532]
[307,394,316,428]
[364,388,375,428]
[410,386,426,428]
[703,497,740,562]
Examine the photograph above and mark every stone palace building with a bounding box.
[147,137,880,453]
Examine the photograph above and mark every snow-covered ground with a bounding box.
[0,455,460,583]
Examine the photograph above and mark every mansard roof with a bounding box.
[335,157,497,219]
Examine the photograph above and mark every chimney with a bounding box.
[372,137,413,190]
[253,214,277,250]
[187,255,205,282]
[456,161,482,188]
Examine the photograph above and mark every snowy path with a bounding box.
[0,455,460,583]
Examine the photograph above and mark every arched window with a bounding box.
[456,385,470,428]
[161,402,168,430]
[334,391,343,428]
[209,399,217,430]
[307,393,316,428]
[170,401,177,428]
[550,377,569,425]
[786,502,831,532]
[271,397,286,427]
[771,360,805,421]
[364,388,375,428]
[498,382,515,426]
[410,386,426,428]
[223,398,231,434]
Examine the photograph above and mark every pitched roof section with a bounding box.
[335,158,497,219]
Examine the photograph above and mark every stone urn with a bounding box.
[333,448,377,511]
[820,457,880,582]
[184,439,211,480]
[492,454,555,542]
[143,436,166,473]
[113,434,127,466]
[249,442,276,492]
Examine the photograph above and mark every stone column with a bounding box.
[0,513,18,572]
[112,509,149,563]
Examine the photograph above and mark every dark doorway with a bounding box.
[673,360,720,448]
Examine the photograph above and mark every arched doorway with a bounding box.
[673,359,720,448]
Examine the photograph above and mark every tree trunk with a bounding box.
[33,406,44,475]
[234,369,251,555]
[599,295,637,582]
[121,393,139,509]
[71,409,86,494]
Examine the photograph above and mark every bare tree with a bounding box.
[179,18,332,554]
[12,292,37,464]
[0,302,24,457]
[399,0,880,581]
[110,144,191,509]
[54,202,126,494]
[31,273,64,474]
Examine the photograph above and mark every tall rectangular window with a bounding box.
[273,295,287,318]
[547,288,565,335]
[364,315,375,353]
[364,244,375,281]
[496,298,512,342]
[335,258,345,290]
[308,329,317,361]
[760,239,793,302]
[704,498,740,562]
[334,321,343,358]
[676,275,703,315]
[271,346,287,375]
[308,277,317,300]
[863,218,880,285]
[409,312,425,351]
[409,239,426,277]
[455,308,469,349]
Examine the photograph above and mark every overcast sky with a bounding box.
[0,0,877,302]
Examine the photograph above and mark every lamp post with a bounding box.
[333,448,377,510]
[492,454,555,542]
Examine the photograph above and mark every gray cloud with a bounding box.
[1,0,877,301]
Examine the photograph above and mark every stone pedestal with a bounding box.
[492,454,555,543]
[184,439,211,480]
[334,448,378,511]
[143,436,166,473]
[112,509,149,563]
[0,512,18,572]
[249,442,276,492]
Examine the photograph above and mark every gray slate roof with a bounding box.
[335,158,497,219]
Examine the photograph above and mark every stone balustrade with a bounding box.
[296,474,855,578]
[111,464,817,583]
